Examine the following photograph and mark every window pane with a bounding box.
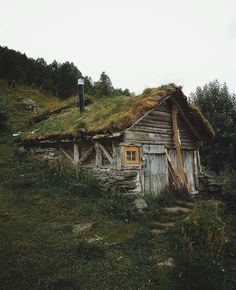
[126,151,131,161]
[131,151,136,160]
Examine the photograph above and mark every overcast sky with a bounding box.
[0,0,235,95]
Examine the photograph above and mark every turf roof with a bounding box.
[21,84,214,144]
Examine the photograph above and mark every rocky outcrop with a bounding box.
[72,223,95,233]
[20,99,39,112]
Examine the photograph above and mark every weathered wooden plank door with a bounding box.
[168,149,196,193]
[143,145,168,197]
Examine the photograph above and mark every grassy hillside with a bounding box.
[0,80,79,133]
[0,154,235,290]
[0,155,174,290]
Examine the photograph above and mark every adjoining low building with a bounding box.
[19,84,214,197]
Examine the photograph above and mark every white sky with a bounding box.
[0,0,236,95]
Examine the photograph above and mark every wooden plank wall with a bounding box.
[125,101,198,150]
[168,149,196,192]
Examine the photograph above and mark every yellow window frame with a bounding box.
[122,146,140,165]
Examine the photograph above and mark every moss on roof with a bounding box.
[21,84,214,144]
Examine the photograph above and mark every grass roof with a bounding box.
[21,84,214,145]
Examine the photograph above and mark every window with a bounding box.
[122,146,140,165]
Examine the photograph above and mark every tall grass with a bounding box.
[170,201,226,290]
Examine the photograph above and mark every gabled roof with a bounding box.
[20,84,214,146]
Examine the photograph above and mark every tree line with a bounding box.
[0,46,131,99]
[191,80,236,172]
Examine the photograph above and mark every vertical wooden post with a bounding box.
[172,104,189,191]
[196,150,202,172]
[193,150,199,190]
[112,141,116,158]
[74,143,80,164]
[95,142,102,167]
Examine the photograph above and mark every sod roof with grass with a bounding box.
[21,84,214,145]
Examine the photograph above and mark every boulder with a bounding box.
[72,223,95,233]
[20,99,39,111]
[157,257,174,268]
[134,198,148,211]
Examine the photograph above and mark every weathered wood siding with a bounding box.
[123,100,200,194]
[124,101,198,150]
[142,144,168,196]
[168,149,196,192]
[80,143,95,166]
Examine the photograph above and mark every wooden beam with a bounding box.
[166,153,182,189]
[62,149,77,165]
[171,105,189,191]
[79,145,95,164]
[73,143,80,164]
[97,143,113,164]
[95,142,102,166]
[112,141,116,158]
[193,150,199,190]
[171,99,201,140]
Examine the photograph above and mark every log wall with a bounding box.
[125,101,199,150]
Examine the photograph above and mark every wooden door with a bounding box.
[168,149,196,193]
[143,145,168,197]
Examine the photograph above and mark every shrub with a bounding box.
[171,200,226,290]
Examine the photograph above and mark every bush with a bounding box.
[171,201,226,290]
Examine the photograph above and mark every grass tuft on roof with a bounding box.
[21,84,215,143]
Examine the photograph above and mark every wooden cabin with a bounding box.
[20,84,214,197]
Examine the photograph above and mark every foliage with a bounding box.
[0,46,131,100]
[171,201,226,290]
[0,96,9,131]
[93,71,113,98]
[145,188,191,209]
[9,154,101,198]
[24,83,213,142]
[57,62,80,99]
[90,71,131,98]
[0,46,82,99]
[0,150,172,290]
[29,95,137,137]
[191,80,236,171]
[217,170,236,201]
[0,80,74,132]
[84,75,94,95]
[99,193,143,222]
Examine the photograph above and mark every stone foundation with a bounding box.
[92,167,142,194]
